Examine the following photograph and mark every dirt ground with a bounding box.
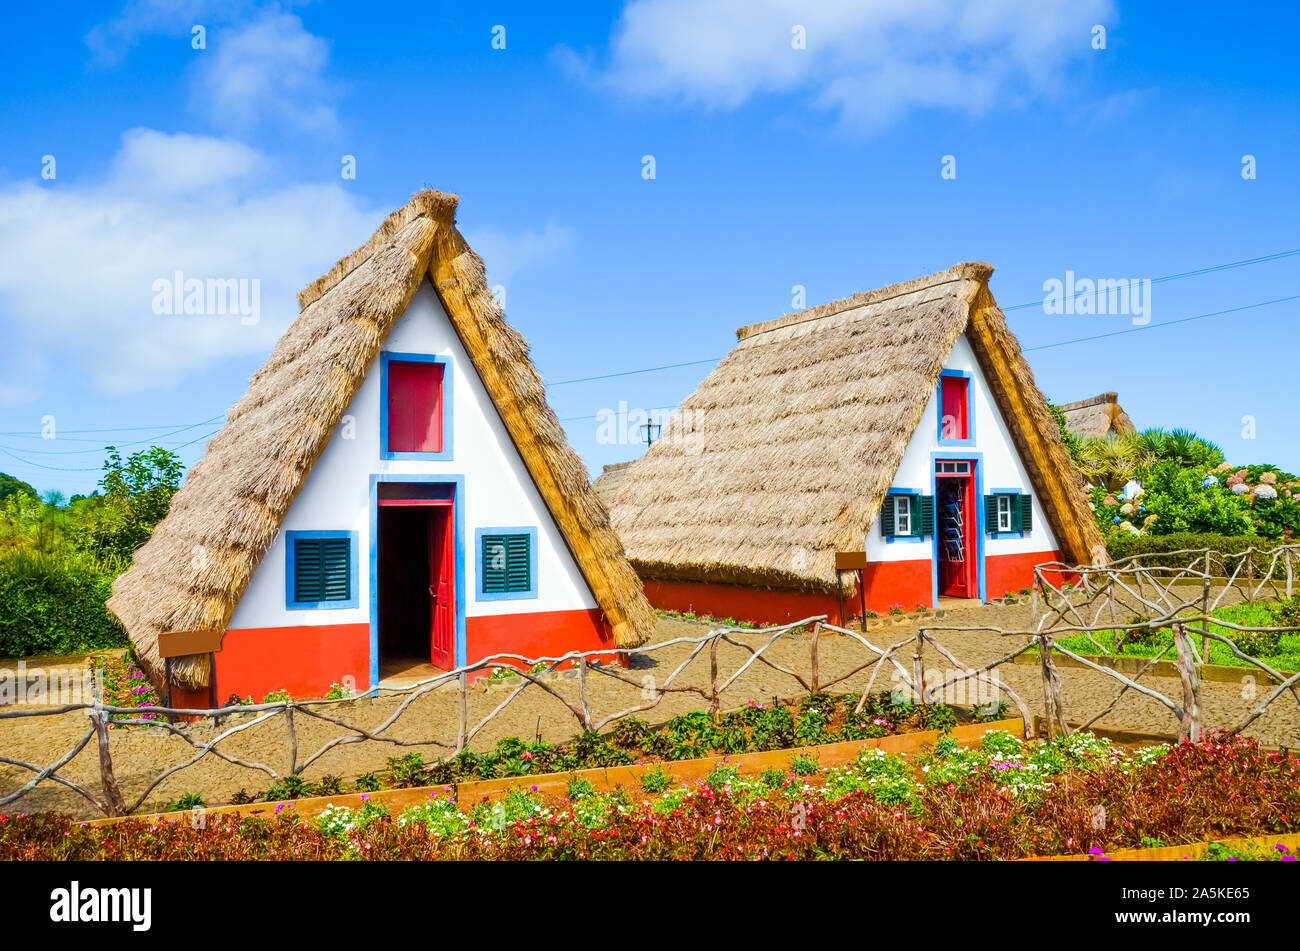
[2,598,1297,819]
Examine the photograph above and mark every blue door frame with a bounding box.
[928,451,986,605]
[368,473,467,688]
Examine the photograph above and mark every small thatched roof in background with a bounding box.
[108,190,656,689]
[592,461,635,504]
[1058,392,1135,438]
[608,262,1105,592]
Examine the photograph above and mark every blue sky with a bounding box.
[0,0,1296,496]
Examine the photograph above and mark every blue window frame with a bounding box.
[936,368,976,447]
[474,526,538,601]
[285,530,359,610]
[380,351,454,461]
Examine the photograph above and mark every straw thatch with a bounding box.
[108,190,656,690]
[592,461,635,504]
[608,262,1105,592]
[1059,392,1135,438]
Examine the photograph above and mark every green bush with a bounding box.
[0,550,127,656]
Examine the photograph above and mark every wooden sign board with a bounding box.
[835,551,868,571]
[157,629,224,659]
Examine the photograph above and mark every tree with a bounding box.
[0,472,37,503]
[77,446,185,565]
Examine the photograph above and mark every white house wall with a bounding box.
[864,332,1060,560]
[228,281,598,632]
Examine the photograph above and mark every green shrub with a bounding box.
[353,772,383,792]
[0,550,127,656]
[315,775,344,796]
[164,792,205,812]
[704,764,740,790]
[639,766,671,794]
[789,754,819,776]
[759,768,787,788]
[921,704,958,733]
[384,753,429,788]
[566,776,596,800]
[1103,533,1285,575]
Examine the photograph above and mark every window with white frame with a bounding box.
[996,494,1014,532]
[893,495,912,536]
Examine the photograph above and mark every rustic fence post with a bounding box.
[285,701,298,776]
[1038,635,1069,738]
[708,635,721,716]
[456,671,468,755]
[91,706,126,818]
[809,622,822,695]
[1200,578,1211,662]
[912,629,925,709]
[1287,550,1294,599]
[1172,622,1201,742]
[578,657,592,730]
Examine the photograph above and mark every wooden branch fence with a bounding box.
[2,545,1296,818]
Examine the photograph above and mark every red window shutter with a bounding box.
[387,361,444,452]
[940,376,968,440]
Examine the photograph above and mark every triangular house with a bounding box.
[109,191,656,704]
[608,263,1104,625]
[1059,392,1135,439]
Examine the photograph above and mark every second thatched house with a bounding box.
[1058,392,1135,438]
[108,190,655,705]
[608,263,1104,625]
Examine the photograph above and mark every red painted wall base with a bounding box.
[465,608,617,680]
[645,550,1066,627]
[213,623,371,703]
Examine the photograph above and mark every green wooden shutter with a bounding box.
[985,495,999,534]
[1018,493,1033,534]
[482,533,531,593]
[917,495,935,536]
[294,537,351,603]
[880,498,896,537]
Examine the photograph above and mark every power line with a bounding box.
[0,417,227,455]
[1001,249,1300,312]
[1023,294,1299,353]
[544,358,723,388]
[0,415,225,438]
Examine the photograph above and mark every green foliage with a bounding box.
[759,768,787,789]
[164,792,205,812]
[704,764,740,790]
[921,704,958,733]
[78,446,184,565]
[0,473,37,503]
[1134,460,1253,536]
[264,775,312,801]
[385,753,430,788]
[639,766,671,794]
[0,549,127,656]
[789,754,819,776]
[353,772,383,793]
[566,776,596,800]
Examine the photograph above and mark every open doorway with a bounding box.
[377,498,455,679]
[935,460,977,598]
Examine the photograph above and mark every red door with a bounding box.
[429,507,454,669]
[936,462,977,598]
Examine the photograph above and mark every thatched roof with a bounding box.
[608,262,1105,592]
[592,461,635,504]
[108,190,656,689]
[1059,392,1135,438]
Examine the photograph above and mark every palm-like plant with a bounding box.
[1077,432,1148,491]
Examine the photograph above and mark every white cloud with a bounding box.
[87,4,337,135]
[192,12,339,135]
[85,0,263,65]
[464,220,575,286]
[590,0,1114,130]
[0,130,572,401]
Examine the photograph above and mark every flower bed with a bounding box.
[7,733,1296,861]
[166,691,1007,811]
[88,653,162,725]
